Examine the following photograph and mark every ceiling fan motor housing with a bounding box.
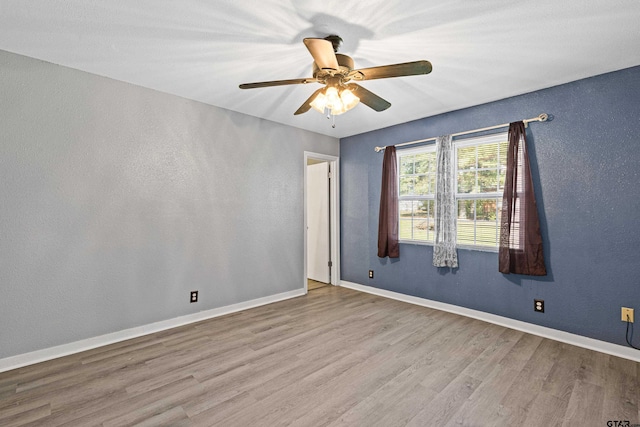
[312,54,354,80]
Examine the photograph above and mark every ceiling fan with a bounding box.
[239,35,432,126]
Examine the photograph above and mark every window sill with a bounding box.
[398,239,498,253]
[456,244,498,253]
[399,239,434,247]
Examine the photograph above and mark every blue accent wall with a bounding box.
[340,66,640,347]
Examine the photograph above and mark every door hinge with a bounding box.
[328,261,333,267]
[328,171,332,179]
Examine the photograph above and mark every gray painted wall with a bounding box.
[0,50,338,359]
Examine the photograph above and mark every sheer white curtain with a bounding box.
[433,135,458,268]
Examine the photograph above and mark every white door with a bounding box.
[307,162,330,283]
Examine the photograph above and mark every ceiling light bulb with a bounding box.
[310,91,327,114]
[324,87,344,115]
[325,87,340,109]
[331,102,346,116]
[340,89,360,111]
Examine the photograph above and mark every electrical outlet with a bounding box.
[534,299,544,313]
[621,307,634,323]
[369,270,374,279]
[190,291,198,303]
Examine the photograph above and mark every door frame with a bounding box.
[303,152,340,293]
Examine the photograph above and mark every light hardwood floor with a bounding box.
[307,279,329,291]
[1,286,639,426]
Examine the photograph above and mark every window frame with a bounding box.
[396,131,508,252]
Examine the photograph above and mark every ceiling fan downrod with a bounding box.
[323,35,343,53]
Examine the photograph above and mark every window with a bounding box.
[398,146,437,242]
[455,133,507,249]
[397,132,508,250]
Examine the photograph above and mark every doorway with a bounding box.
[304,152,340,293]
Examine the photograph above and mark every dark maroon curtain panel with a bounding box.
[378,146,400,258]
[499,122,546,275]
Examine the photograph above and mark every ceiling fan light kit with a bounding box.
[309,86,359,116]
[239,35,432,128]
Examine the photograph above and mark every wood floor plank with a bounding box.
[215,347,406,426]
[561,379,605,426]
[188,391,257,426]
[49,376,199,426]
[601,363,639,422]
[0,286,638,426]
[522,391,570,427]
[0,355,80,386]
[129,405,191,427]
[332,382,436,427]
[0,402,51,426]
[270,351,413,426]
[101,377,203,427]
[443,366,523,426]
[0,382,17,401]
[423,325,521,393]
[323,354,440,426]
[496,337,559,425]
[405,374,481,427]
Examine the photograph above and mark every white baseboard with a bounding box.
[340,280,640,363]
[0,288,305,373]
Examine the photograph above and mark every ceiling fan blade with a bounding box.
[303,38,339,71]
[239,78,316,89]
[351,60,432,81]
[294,88,325,115]
[348,84,391,112]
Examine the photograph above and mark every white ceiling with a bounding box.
[1,0,639,138]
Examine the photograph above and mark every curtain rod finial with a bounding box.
[538,113,548,122]
[375,146,385,152]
